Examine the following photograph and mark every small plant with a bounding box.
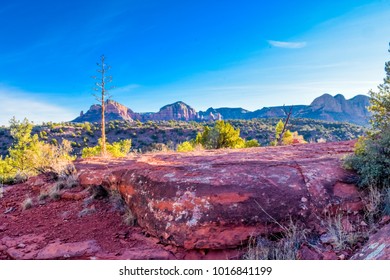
[362,185,383,230]
[55,174,79,190]
[243,219,306,260]
[383,188,390,215]
[123,208,136,226]
[320,213,366,251]
[38,191,49,201]
[109,190,126,213]
[21,197,33,210]
[78,206,96,217]
[49,186,61,201]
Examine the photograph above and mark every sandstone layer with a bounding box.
[78,141,361,250]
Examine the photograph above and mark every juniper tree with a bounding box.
[369,43,390,131]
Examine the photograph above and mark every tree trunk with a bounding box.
[101,98,106,156]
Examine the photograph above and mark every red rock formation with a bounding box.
[352,222,390,260]
[150,101,198,121]
[77,140,362,250]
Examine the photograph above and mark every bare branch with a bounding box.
[277,105,294,146]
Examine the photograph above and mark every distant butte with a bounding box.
[71,94,371,126]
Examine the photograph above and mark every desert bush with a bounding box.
[345,43,390,190]
[21,197,33,210]
[109,190,126,212]
[344,131,390,190]
[78,207,96,217]
[321,213,366,251]
[244,139,260,148]
[81,139,131,158]
[243,220,306,260]
[271,120,306,146]
[0,118,75,184]
[123,208,136,226]
[195,120,245,149]
[177,141,195,152]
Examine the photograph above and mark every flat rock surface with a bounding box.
[77,141,361,250]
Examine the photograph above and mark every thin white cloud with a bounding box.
[0,85,75,126]
[267,40,307,49]
[111,84,141,94]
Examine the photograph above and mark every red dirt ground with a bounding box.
[0,175,241,260]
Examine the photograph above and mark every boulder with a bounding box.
[77,141,362,250]
[36,240,100,260]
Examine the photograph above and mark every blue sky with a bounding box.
[0,0,389,125]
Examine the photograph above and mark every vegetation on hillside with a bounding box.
[0,118,366,158]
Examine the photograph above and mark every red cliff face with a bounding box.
[150,101,199,121]
[77,141,363,250]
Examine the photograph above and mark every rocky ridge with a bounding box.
[71,94,370,125]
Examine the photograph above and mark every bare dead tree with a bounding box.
[277,105,294,146]
[92,54,113,156]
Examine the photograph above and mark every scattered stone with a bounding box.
[297,245,321,260]
[0,225,7,232]
[379,215,390,226]
[4,207,15,214]
[320,233,338,245]
[36,240,100,260]
[322,251,338,260]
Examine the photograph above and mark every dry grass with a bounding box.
[109,190,126,213]
[123,208,136,226]
[38,191,49,201]
[78,207,96,217]
[21,197,33,210]
[55,174,79,190]
[383,188,390,215]
[321,213,366,251]
[243,219,307,260]
[361,185,386,232]
[49,187,61,201]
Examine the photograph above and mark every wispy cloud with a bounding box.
[0,85,75,126]
[267,40,307,49]
[111,84,141,94]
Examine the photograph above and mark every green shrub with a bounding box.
[344,44,390,190]
[244,139,260,148]
[177,141,195,152]
[81,139,131,158]
[0,118,75,184]
[195,120,245,149]
[344,130,390,189]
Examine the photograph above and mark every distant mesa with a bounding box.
[71,94,371,126]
